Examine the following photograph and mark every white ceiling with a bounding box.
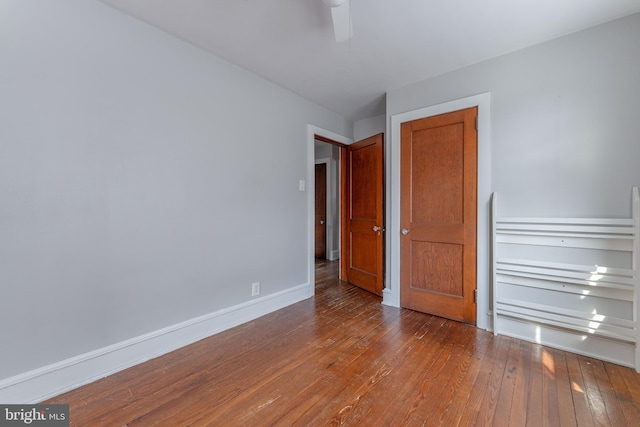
[99,0,640,121]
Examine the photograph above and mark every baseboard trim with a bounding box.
[382,288,399,308]
[328,250,340,261]
[0,283,312,404]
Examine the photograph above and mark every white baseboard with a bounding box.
[328,250,340,261]
[0,283,312,404]
[497,317,636,369]
[382,288,399,308]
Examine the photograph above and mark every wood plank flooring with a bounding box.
[46,260,640,426]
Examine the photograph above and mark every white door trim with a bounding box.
[385,93,492,331]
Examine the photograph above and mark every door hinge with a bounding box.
[474,289,478,303]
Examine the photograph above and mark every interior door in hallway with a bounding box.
[342,133,384,296]
[400,107,477,324]
[315,163,327,259]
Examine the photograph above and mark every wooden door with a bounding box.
[342,133,384,296]
[400,107,477,324]
[315,163,327,259]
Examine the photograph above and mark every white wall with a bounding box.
[388,13,640,218]
[0,0,351,384]
[386,13,640,330]
[354,114,386,141]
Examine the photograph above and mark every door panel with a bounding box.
[411,242,463,295]
[314,163,327,258]
[400,107,477,324]
[411,124,464,223]
[350,147,377,219]
[342,133,384,296]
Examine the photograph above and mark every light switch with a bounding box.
[299,179,306,191]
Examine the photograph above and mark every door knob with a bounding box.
[401,228,410,235]
[320,220,325,225]
[372,225,381,232]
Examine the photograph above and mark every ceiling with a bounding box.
[99,0,640,121]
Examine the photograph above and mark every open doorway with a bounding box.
[314,137,341,262]
[312,131,385,297]
[307,126,351,294]
[313,135,344,288]
[307,125,386,298]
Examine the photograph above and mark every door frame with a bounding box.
[306,125,352,296]
[387,93,492,331]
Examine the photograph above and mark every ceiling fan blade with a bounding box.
[330,1,353,42]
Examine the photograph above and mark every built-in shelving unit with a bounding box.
[492,187,639,371]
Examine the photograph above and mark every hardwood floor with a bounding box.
[46,260,640,426]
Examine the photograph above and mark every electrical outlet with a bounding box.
[251,282,260,296]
